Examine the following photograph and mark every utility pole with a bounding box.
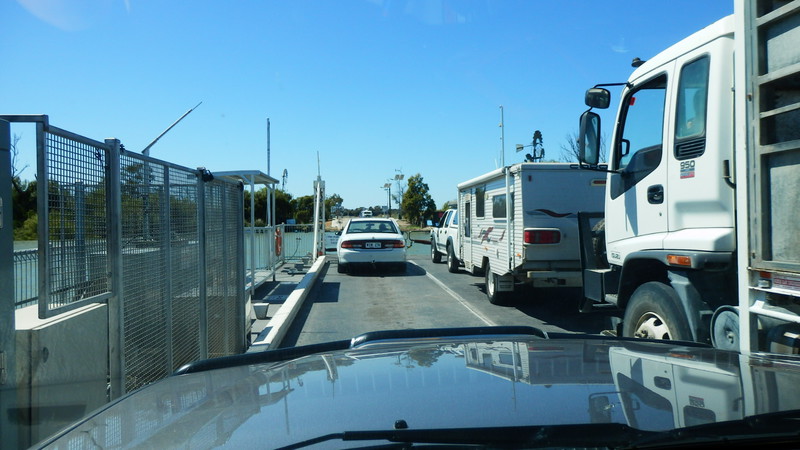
[267,118,271,176]
[499,105,505,167]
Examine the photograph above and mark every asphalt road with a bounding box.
[279,254,618,348]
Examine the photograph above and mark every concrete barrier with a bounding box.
[247,255,328,352]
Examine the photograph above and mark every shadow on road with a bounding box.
[470,282,618,335]
[336,261,427,278]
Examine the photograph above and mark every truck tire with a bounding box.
[484,261,510,305]
[622,282,693,341]
[431,242,442,263]
[446,243,459,273]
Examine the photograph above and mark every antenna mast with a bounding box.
[142,101,202,156]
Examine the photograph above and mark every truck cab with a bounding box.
[578,16,738,343]
[579,0,800,355]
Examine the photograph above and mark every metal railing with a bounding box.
[13,249,37,308]
[3,115,246,397]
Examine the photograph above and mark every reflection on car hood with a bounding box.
[39,335,800,449]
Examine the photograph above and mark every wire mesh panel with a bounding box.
[168,168,202,372]
[41,131,111,316]
[119,153,170,391]
[205,180,244,358]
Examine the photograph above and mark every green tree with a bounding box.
[400,174,436,227]
[243,187,294,225]
[292,195,315,224]
[325,193,343,218]
[275,189,293,224]
[243,187,267,226]
[10,134,38,239]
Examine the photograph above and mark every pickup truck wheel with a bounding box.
[623,282,692,341]
[484,261,510,305]
[431,243,442,263]
[446,244,459,273]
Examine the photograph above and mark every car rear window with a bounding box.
[347,221,398,234]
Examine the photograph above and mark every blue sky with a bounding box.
[3,0,731,210]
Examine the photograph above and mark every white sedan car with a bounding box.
[337,218,406,273]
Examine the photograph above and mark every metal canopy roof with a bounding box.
[216,170,279,186]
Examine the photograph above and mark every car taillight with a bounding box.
[388,240,405,248]
[341,241,362,249]
[524,229,560,244]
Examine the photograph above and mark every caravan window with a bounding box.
[491,193,514,218]
[475,186,485,217]
[491,194,514,218]
[493,194,506,218]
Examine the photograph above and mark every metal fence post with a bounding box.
[0,119,18,449]
[162,166,173,373]
[105,138,124,399]
[236,182,246,352]
[197,172,208,359]
[36,121,49,320]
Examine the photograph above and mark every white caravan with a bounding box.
[456,163,605,304]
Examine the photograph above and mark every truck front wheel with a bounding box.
[623,282,692,341]
[431,242,442,263]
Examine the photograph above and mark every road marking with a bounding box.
[409,261,496,327]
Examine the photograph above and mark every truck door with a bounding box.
[665,47,736,253]
[606,73,671,263]
[436,210,452,254]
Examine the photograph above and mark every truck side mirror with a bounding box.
[585,88,610,109]
[578,111,602,166]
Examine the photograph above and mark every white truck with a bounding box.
[577,0,800,354]
[605,345,800,431]
[452,163,606,304]
[430,208,461,271]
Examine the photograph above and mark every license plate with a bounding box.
[365,242,381,249]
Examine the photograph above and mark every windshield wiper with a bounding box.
[276,423,658,449]
[627,410,800,449]
[279,411,800,449]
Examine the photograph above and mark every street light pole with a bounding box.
[393,170,404,217]
[383,182,392,217]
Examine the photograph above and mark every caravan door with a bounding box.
[461,200,472,269]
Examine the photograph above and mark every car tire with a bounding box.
[337,262,348,274]
[446,243,459,273]
[431,242,442,263]
[622,282,693,341]
[484,261,510,305]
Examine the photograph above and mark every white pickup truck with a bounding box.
[430,208,461,272]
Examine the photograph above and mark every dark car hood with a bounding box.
[39,334,800,448]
